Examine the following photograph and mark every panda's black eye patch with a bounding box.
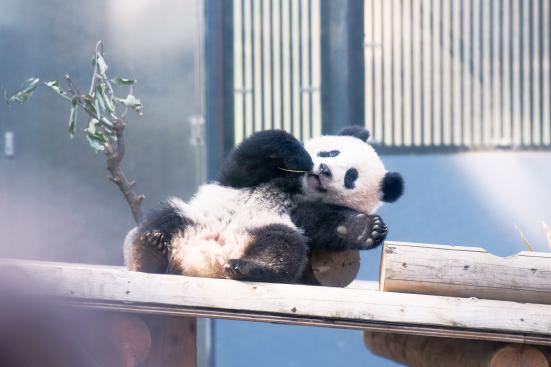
[344,168,358,189]
[318,150,340,158]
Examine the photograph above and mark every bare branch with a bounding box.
[104,117,144,223]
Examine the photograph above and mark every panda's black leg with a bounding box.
[125,198,192,273]
[224,224,308,283]
[219,130,313,189]
[291,200,388,251]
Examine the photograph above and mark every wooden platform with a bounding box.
[1,258,551,346]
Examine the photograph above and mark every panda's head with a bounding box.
[302,126,404,214]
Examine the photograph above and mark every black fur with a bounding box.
[338,126,370,142]
[344,168,358,189]
[381,172,404,203]
[292,200,387,251]
[131,201,192,273]
[224,224,308,283]
[318,150,340,158]
[219,130,313,191]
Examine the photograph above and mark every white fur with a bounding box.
[167,183,297,278]
[303,135,387,214]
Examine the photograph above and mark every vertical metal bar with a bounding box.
[382,0,391,145]
[422,0,432,146]
[233,0,244,144]
[259,0,265,131]
[402,0,412,145]
[413,0,422,146]
[298,0,304,140]
[320,0,365,133]
[379,1,390,144]
[270,0,275,130]
[204,0,234,180]
[512,0,521,146]
[249,0,259,132]
[492,0,502,144]
[241,0,247,140]
[482,0,492,146]
[289,0,295,135]
[432,0,441,145]
[463,0,471,146]
[280,0,288,131]
[262,0,272,130]
[503,0,512,144]
[308,0,314,136]
[531,0,543,146]
[393,0,402,146]
[442,0,451,145]
[300,0,311,139]
[375,0,383,142]
[523,0,532,145]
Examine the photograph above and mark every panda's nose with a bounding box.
[319,163,332,178]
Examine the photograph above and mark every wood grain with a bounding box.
[364,332,550,367]
[380,241,551,304]
[2,258,551,345]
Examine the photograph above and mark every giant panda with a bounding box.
[292,125,404,253]
[124,126,402,283]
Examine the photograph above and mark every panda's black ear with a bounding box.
[381,172,404,203]
[337,125,370,142]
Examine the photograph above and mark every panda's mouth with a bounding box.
[306,174,327,193]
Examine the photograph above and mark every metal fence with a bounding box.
[232,0,323,143]
[365,0,551,150]
[221,0,551,150]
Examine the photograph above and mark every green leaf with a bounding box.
[85,131,107,152]
[68,97,78,138]
[115,94,143,115]
[95,53,108,77]
[5,77,40,104]
[85,118,99,135]
[110,77,136,85]
[44,80,66,97]
[94,84,105,118]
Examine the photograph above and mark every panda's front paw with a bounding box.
[139,230,171,254]
[336,214,388,250]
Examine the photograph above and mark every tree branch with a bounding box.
[104,118,145,224]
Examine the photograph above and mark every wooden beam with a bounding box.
[2,259,551,345]
[364,332,550,367]
[380,241,551,304]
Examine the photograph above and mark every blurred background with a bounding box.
[0,0,550,366]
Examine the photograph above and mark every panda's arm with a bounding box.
[219,130,313,188]
[291,201,388,251]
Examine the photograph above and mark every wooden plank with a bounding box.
[2,258,551,346]
[380,241,551,305]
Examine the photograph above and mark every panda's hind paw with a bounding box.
[140,230,170,254]
[224,259,253,280]
[336,213,388,250]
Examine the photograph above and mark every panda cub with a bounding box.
[124,127,402,283]
[292,125,404,253]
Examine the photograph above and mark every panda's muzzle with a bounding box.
[306,174,324,192]
[318,163,332,178]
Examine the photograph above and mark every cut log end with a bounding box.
[307,249,360,287]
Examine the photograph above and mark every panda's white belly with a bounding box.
[169,183,296,277]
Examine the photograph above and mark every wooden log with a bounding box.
[302,249,360,287]
[3,259,551,345]
[380,241,551,304]
[364,332,550,367]
[87,313,151,367]
[143,316,197,367]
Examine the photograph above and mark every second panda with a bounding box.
[124,126,403,283]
